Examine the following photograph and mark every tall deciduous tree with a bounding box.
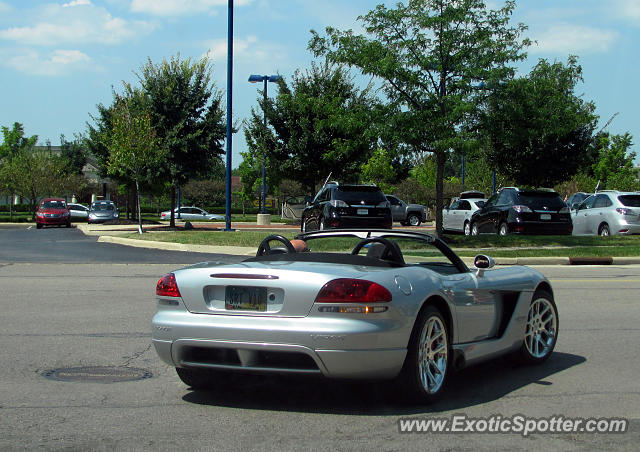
[106,89,165,232]
[592,133,638,191]
[310,0,529,236]
[243,61,379,195]
[1,123,39,219]
[481,56,598,187]
[137,54,227,227]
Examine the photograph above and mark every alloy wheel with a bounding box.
[524,297,557,359]
[417,315,448,395]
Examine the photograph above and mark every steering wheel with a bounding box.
[256,235,296,257]
[351,237,405,265]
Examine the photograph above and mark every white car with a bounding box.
[160,206,224,221]
[67,203,89,219]
[571,191,640,236]
[443,198,487,235]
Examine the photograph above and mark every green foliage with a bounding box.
[1,122,38,159]
[59,134,88,175]
[482,56,598,187]
[243,61,379,194]
[361,148,397,193]
[310,0,530,236]
[182,179,226,207]
[592,133,638,191]
[554,172,598,198]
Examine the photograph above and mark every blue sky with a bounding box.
[1,0,639,167]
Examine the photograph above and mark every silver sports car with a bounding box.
[152,230,558,403]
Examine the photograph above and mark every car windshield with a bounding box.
[41,200,66,209]
[618,195,640,207]
[517,192,565,209]
[335,186,387,204]
[92,203,114,211]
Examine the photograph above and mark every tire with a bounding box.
[498,222,508,236]
[407,213,421,227]
[398,305,451,403]
[36,223,42,229]
[463,221,471,236]
[175,367,217,390]
[471,223,479,236]
[598,224,610,237]
[519,290,558,364]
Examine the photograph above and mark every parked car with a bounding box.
[301,182,392,232]
[35,198,71,229]
[385,194,428,226]
[153,229,558,403]
[159,206,224,221]
[470,187,572,235]
[566,192,590,211]
[571,190,640,236]
[67,203,89,219]
[443,196,487,235]
[88,200,119,224]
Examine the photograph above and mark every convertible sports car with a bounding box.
[152,230,558,403]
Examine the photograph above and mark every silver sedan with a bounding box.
[152,230,559,403]
[160,206,223,221]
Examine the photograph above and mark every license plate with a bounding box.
[540,213,551,220]
[357,208,368,215]
[225,286,267,311]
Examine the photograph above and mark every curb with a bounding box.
[97,236,256,256]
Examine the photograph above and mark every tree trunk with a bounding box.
[136,178,143,234]
[435,150,446,238]
[170,184,176,228]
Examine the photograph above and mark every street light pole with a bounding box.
[249,74,282,215]
[224,0,234,231]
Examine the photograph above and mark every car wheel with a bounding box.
[399,305,450,403]
[498,222,508,236]
[471,223,479,236]
[520,290,558,364]
[175,367,217,390]
[36,223,42,229]
[598,224,610,237]
[463,221,471,236]
[408,214,421,227]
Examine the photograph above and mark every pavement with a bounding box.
[72,222,640,266]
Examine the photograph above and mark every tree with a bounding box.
[137,54,227,227]
[106,89,165,233]
[592,133,638,191]
[243,61,379,195]
[361,148,399,193]
[1,123,39,220]
[310,0,529,236]
[182,179,226,208]
[59,134,88,175]
[481,56,598,187]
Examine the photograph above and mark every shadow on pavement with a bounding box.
[182,352,585,415]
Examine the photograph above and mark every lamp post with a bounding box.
[248,74,282,214]
[224,0,234,231]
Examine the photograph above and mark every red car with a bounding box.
[36,198,71,229]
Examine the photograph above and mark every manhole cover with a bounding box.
[42,366,152,383]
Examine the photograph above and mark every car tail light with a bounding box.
[329,200,349,208]
[314,278,392,304]
[512,205,532,213]
[156,273,181,297]
[616,208,631,215]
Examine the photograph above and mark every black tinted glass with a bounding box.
[335,187,386,204]
[618,195,640,207]
[517,192,565,209]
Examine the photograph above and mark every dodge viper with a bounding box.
[152,230,558,403]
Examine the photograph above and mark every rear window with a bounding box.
[92,203,115,211]
[335,186,386,204]
[618,195,640,207]
[517,192,566,210]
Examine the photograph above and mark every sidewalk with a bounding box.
[74,223,640,266]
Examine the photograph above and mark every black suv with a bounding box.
[301,182,392,232]
[470,187,572,235]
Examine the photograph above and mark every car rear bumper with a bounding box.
[328,216,393,229]
[508,221,573,235]
[152,309,407,379]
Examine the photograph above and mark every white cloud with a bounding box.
[0,2,156,46]
[529,24,619,55]
[130,0,253,17]
[616,0,640,21]
[204,35,290,71]
[4,49,93,76]
[0,1,12,14]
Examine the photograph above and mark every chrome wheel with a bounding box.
[408,214,420,226]
[524,296,557,360]
[599,224,610,236]
[499,222,508,236]
[463,221,471,236]
[471,223,479,236]
[417,314,448,395]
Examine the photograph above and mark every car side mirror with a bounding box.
[474,254,495,277]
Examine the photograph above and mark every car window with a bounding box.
[387,196,401,206]
[92,203,114,211]
[484,193,499,207]
[41,200,67,209]
[579,195,595,210]
[497,190,513,205]
[473,200,486,209]
[334,186,386,204]
[449,200,460,210]
[517,192,565,210]
[618,195,640,207]
[593,194,612,208]
[458,200,471,210]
